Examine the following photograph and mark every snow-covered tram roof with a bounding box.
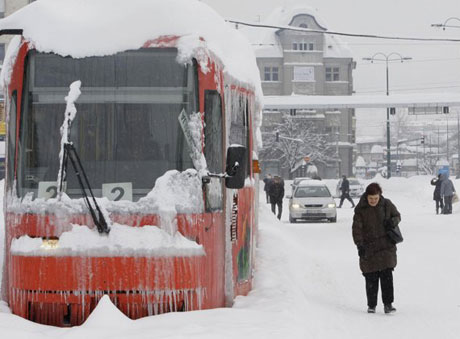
[0,0,262,101]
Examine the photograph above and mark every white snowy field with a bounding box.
[1,176,460,338]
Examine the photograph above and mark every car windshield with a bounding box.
[295,186,331,198]
[17,48,197,201]
[349,179,361,185]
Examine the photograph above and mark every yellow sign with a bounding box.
[0,122,5,136]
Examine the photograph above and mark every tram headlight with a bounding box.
[41,238,59,250]
[291,203,301,209]
[327,203,336,208]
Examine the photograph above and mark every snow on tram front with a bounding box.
[0,0,262,327]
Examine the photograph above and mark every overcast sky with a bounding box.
[202,0,460,137]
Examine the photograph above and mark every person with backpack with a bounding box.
[440,174,456,214]
[431,174,444,214]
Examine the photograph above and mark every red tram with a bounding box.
[0,0,261,326]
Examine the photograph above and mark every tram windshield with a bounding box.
[17,48,197,201]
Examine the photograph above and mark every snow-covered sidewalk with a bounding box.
[1,176,460,338]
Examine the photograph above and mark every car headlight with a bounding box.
[41,238,59,250]
[291,203,301,209]
[327,203,336,208]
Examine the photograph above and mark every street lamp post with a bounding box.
[362,53,412,178]
[431,17,460,30]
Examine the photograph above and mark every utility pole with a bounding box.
[362,52,412,179]
[438,126,440,160]
[447,117,449,161]
[457,111,460,176]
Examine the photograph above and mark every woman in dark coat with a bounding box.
[352,183,401,314]
[431,174,444,214]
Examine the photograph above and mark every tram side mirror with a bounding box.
[225,145,247,189]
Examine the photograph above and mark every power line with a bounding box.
[356,85,460,94]
[252,42,460,46]
[229,20,460,43]
[356,57,460,66]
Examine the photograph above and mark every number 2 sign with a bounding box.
[102,182,133,201]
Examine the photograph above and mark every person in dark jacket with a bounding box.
[338,175,355,208]
[352,182,401,314]
[268,175,284,220]
[431,174,444,214]
[440,174,456,214]
[263,174,273,203]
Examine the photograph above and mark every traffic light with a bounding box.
[389,107,396,115]
[396,162,401,172]
[443,106,449,114]
[421,136,425,144]
[275,131,279,142]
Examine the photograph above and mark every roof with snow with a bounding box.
[356,136,385,144]
[436,159,449,166]
[239,6,352,59]
[263,93,460,109]
[355,156,366,167]
[371,145,384,154]
[0,0,262,101]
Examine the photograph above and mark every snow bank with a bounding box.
[0,0,263,105]
[2,176,460,337]
[82,295,133,329]
[11,223,204,257]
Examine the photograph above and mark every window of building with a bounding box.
[326,67,340,81]
[292,42,314,51]
[264,66,279,81]
[0,0,4,18]
[299,23,308,28]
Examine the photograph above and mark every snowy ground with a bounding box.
[1,176,460,338]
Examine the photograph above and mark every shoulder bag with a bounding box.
[384,200,403,244]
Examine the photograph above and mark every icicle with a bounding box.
[57,80,81,199]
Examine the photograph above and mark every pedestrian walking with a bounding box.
[440,174,456,214]
[430,174,444,214]
[338,175,355,208]
[263,174,273,204]
[268,175,284,220]
[352,182,401,314]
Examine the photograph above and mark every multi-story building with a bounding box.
[241,6,356,179]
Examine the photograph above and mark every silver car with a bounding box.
[288,182,337,223]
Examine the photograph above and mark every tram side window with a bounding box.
[7,92,17,187]
[204,90,223,211]
[229,95,250,178]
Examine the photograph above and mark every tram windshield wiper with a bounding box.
[57,81,109,235]
[59,142,110,234]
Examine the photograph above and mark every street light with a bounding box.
[362,53,412,178]
[431,17,460,30]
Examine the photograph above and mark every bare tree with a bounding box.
[260,114,337,176]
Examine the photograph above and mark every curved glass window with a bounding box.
[18,48,198,201]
